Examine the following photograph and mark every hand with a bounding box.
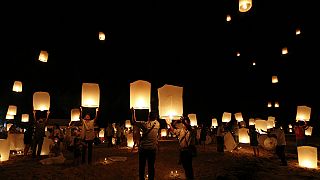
[96,107,99,111]
[33,110,36,114]
[165,117,171,125]
[80,107,82,111]
[47,110,50,114]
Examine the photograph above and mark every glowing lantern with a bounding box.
[99,32,106,41]
[6,114,14,120]
[130,80,151,110]
[112,137,116,145]
[99,128,105,138]
[239,0,252,12]
[296,28,301,35]
[188,114,197,126]
[81,83,100,107]
[267,102,272,108]
[21,114,29,123]
[255,120,267,134]
[274,102,279,108]
[212,118,218,128]
[33,92,50,111]
[127,133,134,148]
[249,118,255,126]
[7,105,17,116]
[6,123,13,131]
[222,112,231,123]
[305,127,313,136]
[125,120,131,128]
[71,108,80,121]
[236,52,240,56]
[296,106,311,121]
[235,112,243,122]
[38,50,48,62]
[297,146,317,168]
[158,84,183,120]
[289,129,292,133]
[161,129,167,137]
[252,62,256,66]
[272,76,278,83]
[12,81,22,92]
[282,47,288,55]
[239,128,250,143]
[0,139,10,161]
[289,124,292,129]
[226,15,231,22]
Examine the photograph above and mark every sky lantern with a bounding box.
[99,128,105,138]
[130,80,151,110]
[305,127,313,136]
[38,50,48,62]
[234,112,243,122]
[297,146,318,169]
[12,81,22,92]
[282,47,288,55]
[161,129,167,137]
[267,102,272,108]
[0,139,10,161]
[71,108,80,121]
[7,105,17,116]
[21,114,29,123]
[81,83,100,107]
[99,32,106,41]
[267,116,276,128]
[274,102,279,108]
[125,120,131,128]
[212,118,218,128]
[33,92,50,111]
[188,114,197,126]
[296,28,301,35]
[239,128,250,143]
[226,15,231,22]
[239,0,252,12]
[6,114,14,120]
[158,84,183,120]
[296,106,311,121]
[222,112,232,123]
[249,118,255,125]
[252,61,256,66]
[236,52,240,56]
[255,120,267,134]
[272,76,278,83]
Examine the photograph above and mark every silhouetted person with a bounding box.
[32,110,50,159]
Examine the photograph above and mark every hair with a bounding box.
[182,116,192,131]
[148,111,158,121]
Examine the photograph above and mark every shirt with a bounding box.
[135,120,160,150]
[271,128,286,146]
[82,120,95,141]
[173,128,191,149]
[34,120,46,139]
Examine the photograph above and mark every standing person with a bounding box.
[270,124,287,166]
[32,110,50,159]
[132,123,141,151]
[166,116,195,180]
[232,120,239,145]
[131,108,160,180]
[248,126,259,156]
[200,124,207,150]
[80,107,99,165]
[115,123,122,148]
[23,122,34,155]
[216,123,225,152]
[294,121,309,146]
[106,123,114,148]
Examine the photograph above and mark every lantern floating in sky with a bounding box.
[188,114,197,127]
[222,112,232,123]
[267,102,272,108]
[125,120,131,128]
[272,76,278,83]
[297,146,318,169]
[130,80,151,110]
[249,118,255,126]
[226,15,231,22]
[81,83,100,107]
[38,50,48,62]
[282,47,288,55]
[0,139,10,161]
[235,112,243,122]
[305,126,313,136]
[252,62,256,66]
[12,81,22,92]
[71,109,80,121]
[21,114,29,123]
[274,102,279,108]
[255,120,267,134]
[7,105,17,116]
[6,114,14,120]
[296,28,301,35]
[33,92,50,111]
[239,0,252,12]
[239,128,250,143]
[158,84,183,120]
[212,118,218,128]
[161,129,167,137]
[236,52,240,56]
[296,106,311,121]
[99,32,105,41]
[289,124,292,129]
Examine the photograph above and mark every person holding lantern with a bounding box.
[32,110,50,159]
[294,121,309,146]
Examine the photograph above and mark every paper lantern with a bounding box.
[272,76,278,83]
[99,32,105,41]
[252,62,256,66]
[99,128,105,138]
[158,84,183,120]
[125,120,131,128]
[296,28,301,35]
[12,81,22,92]
[6,114,14,120]
[305,127,313,136]
[71,108,80,121]
[222,112,231,123]
[288,124,292,129]
[249,118,255,125]
[7,105,17,116]
[289,129,292,133]
[81,83,100,107]
[161,129,167,137]
[267,102,272,108]
[188,114,197,127]
[130,80,151,110]
[6,123,13,131]
[38,50,48,62]
[38,137,52,155]
[296,106,311,121]
[255,120,267,134]
[235,112,243,122]
[267,116,276,128]
[239,128,250,143]
[226,15,231,22]
[0,139,10,161]
[274,102,279,108]
[21,114,29,123]
[236,52,240,56]
[297,146,317,168]
[282,47,288,55]
[33,92,50,111]
[212,118,218,127]
[239,0,252,12]
[127,133,134,148]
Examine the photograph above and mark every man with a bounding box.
[131,108,160,180]
[270,124,287,166]
[32,110,50,159]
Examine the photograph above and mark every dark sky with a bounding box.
[1,1,319,129]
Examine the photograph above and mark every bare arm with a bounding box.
[80,106,84,122]
[93,107,99,123]
[44,110,50,125]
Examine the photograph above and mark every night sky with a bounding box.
[1,1,319,131]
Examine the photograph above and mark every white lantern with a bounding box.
[212,118,218,128]
[71,108,80,121]
[296,28,301,35]
[12,81,22,92]
[6,114,14,120]
[288,124,292,129]
[158,84,183,120]
[188,114,197,127]
[297,146,317,169]
[267,102,272,108]
[282,47,288,55]
[249,118,255,125]
[99,128,105,138]
[222,112,231,123]
[38,50,48,62]
[239,128,250,143]
[267,116,276,128]
[236,52,240,56]
[161,129,167,137]
[81,83,100,107]
[21,114,29,123]
[274,102,279,108]
[125,120,131,128]
[239,0,252,12]
[130,80,151,110]
[255,120,267,134]
[272,76,278,83]
[234,112,243,122]
[127,133,134,148]
[0,139,10,161]
[296,106,311,121]
[252,62,256,66]
[99,32,106,41]
[7,105,17,116]
[33,92,50,111]
[305,127,313,136]
[226,15,231,22]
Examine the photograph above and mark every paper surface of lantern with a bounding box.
[272,76,278,83]
[296,29,301,35]
[235,112,243,122]
[212,118,218,127]
[81,83,100,107]
[99,128,105,138]
[305,126,313,136]
[296,106,311,121]
[158,84,183,120]
[226,15,231,22]
[274,102,279,108]
[161,129,167,137]
[0,139,10,161]
[127,133,134,148]
[282,47,288,55]
[6,114,14,120]
[125,120,131,128]
[297,146,317,168]
[99,32,105,40]
[21,114,29,123]
[249,118,255,125]
[222,112,232,123]
[239,128,250,143]
[267,116,276,128]
[255,120,267,134]
[7,105,17,116]
[33,92,50,111]
[39,50,48,62]
[71,109,80,121]
[188,114,197,127]
[12,81,22,92]
[239,0,252,12]
[267,102,272,108]
[130,80,151,110]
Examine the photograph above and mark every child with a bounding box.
[73,130,84,166]
[248,126,259,156]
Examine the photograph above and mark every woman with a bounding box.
[248,126,259,156]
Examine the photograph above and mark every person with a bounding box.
[232,120,239,144]
[132,123,141,152]
[106,123,114,148]
[248,126,259,156]
[23,122,34,155]
[200,124,207,150]
[115,123,122,148]
[294,121,309,146]
[73,129,84,166]
[166,116,195,180]
[270,124,287,166]
[53,124,64,151]
[131,108,160,180]
[32,110,50,159]
[80,106,99,165]
[216,123,225,152]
